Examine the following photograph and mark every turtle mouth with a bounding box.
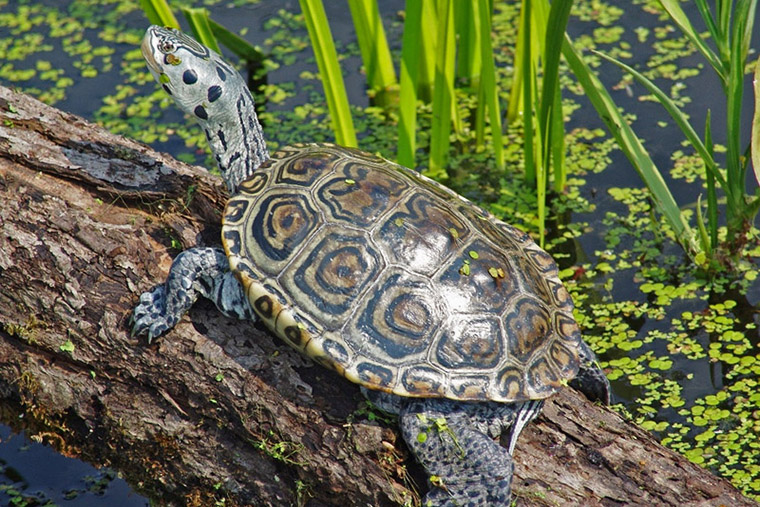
[141,29,161,75]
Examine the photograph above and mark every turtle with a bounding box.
[133,25,610,506]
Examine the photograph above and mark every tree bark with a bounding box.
[0,85,752,506]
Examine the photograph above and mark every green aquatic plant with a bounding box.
[569,172,760,501]
[561,33,701,258]
[299,0,508,178]
[347,0,396,108]
[575,0,760,269]
[298,0,357,146]
[508,0,573,246]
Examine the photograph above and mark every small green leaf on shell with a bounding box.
[488,267,506,279]
[417,431,428,443]
[344,178,356,185]
[394,217,404,227]
[468,250,479,259]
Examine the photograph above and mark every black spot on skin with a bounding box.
[216,66,226,81]
[182,69,198,84]
[197,276,212,294]
[194,105,208,120]
[208,85,222,102]
[162,84,172,95]
[218,129,227,150]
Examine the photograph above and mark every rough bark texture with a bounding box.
[0,86,752,506]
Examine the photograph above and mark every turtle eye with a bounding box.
[158,40,175,54]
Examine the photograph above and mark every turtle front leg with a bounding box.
[399,398,520,506]
[132,247,256,342]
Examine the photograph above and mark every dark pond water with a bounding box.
[1,0,758,503]
[0,423,147,506]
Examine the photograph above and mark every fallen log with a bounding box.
[0,85,752,506]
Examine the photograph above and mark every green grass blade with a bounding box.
[723,3,748,213]
[695,194,712,258]
[507,0,547,125]
[550,83,565,192]
[397,0,423,168]
[427,0,456,179]
[521,0,535,185]
[693,0,725,60]
[658,0,726,86]
[536,111,547,248]
[736,0,758,62]
[181,8,221,54]
[477,0,504,170]
[506,0,527,123]
[540,0,571,192]
[417,0,438,102]
[139,0,179,28]
[725,0,756,200]
[347,0,397,106]
[455,1,481,85]
[514,0,536,181]
[299,0,357,147]
[718,0,731,45]
[564,37,699,256]
[208,18,266,64]
[475,86,486,146]
[593,50,728,192]
[752,56,760,187]
[463,1,486,145]
[704,110,718,248]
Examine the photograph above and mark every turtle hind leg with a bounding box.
[570,340,611,404]
[132,246,255,342]
[399,398,517,506]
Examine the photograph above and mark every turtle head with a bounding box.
[141,25,244,127]
[142,25,269,192]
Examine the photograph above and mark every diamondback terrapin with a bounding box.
[133,25,610,506]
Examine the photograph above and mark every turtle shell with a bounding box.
[222,143,581,402]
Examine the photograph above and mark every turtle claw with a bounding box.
[131,285,176,342]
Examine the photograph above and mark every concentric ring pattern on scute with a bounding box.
[222,143,582,402]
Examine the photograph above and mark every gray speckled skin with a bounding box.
[367,390,544,505]
[134,26,611,505]
[132,247,255,342]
